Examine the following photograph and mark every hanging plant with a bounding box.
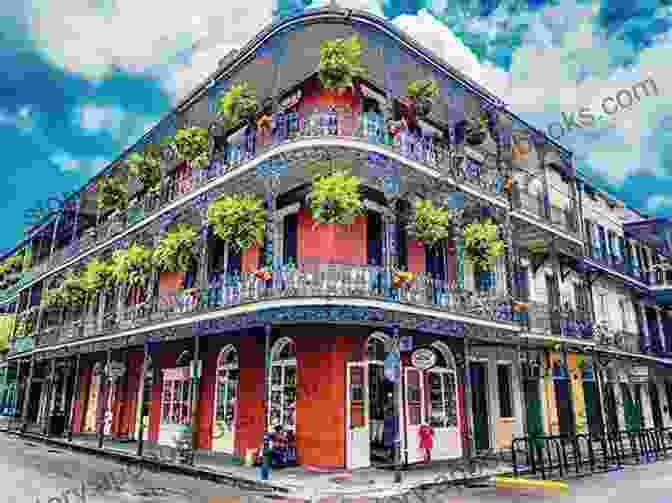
[408,199,451,249]
[463,218,505,271]
[217,81,258,130]
[97,176,128,210]
[464,111,490,146]
[171,127,210,169]
[318,34,367,92]
[43,285,67,307]
[81,258,115,296]
[111,244,153,288]
[309,170,364,225]
[60,271,87,305]
[406,79,439,117]
[152,224,198,272]
[126,145,161,193]
[207,194,266,252]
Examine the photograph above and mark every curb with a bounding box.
[2,429,288,495]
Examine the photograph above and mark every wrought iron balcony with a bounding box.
[14,263,517,353]
[511,190,579,238]
[16,108,515,292]
[525,301,593,338]
[582,245,652,286]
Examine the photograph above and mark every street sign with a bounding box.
[384,352,400,383]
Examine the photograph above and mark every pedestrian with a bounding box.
[418,422,434,464]
[255,431,273,481]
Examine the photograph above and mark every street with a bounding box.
[3,432,672,503]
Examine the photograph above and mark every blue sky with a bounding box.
[1,0,671,251]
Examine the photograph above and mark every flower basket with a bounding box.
[218,81,258,130]
[171,127,210,169]
[318,34,367,92]
[255,269,272,281]
[463,219,505,272]
[152,224,197,273]
[309,170,364,225]
[126,144,161,193]
[393,271,415,288]
[408,199,451,249]
[207,194,266,252]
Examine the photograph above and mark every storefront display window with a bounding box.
[269,337,296,431]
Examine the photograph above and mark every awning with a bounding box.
[623,217,672,258]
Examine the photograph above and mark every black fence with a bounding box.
[511,428,672,480]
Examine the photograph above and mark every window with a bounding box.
[497,364,514,418]
[215,346,239,434]
[160,367,192,425]
[269,338,296,431]
[428,370,457,428]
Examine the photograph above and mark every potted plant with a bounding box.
[61,271,87,305]
[152,224,198,272]
[309,170,364,225]
[464,111,490,147]
[207,194,266,252]
[44,285,67,307]
[318,34,367,93]
[217,81,258,130]
[463,219,505,272]
[171,127,210,169]
[81,258,115,298]
[126,145,161,194]
[111,244,153,288]
[406,79,439,117]
[407,199,451,249]
[97,176,128,211]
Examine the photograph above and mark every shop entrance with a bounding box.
[470,362,490,451]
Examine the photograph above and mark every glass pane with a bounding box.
[271,366,282,387]
[351,366,364,402]
[407,369,421,403]
[444,373,457,427]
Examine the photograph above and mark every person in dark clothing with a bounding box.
[383,393,398,461]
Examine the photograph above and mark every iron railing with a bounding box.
[525,301,593,338]
[511,427,672,480]
[16,263,516,351]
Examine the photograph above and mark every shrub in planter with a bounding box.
[152,224,198,272]
[126,145,161,193]
[318,34,367,92]
[81,258,115,297]
[207,194,266,252]
[44,285,67,307]
[406,79,439,117]
[97,176,128,210]
[171,127,210,169]
[309,170,364,225]
[464,111,490,147]
[61,271,87,305]
[408,199,451,249]
[111,244,153,288]
[217,81,258,130]
[463,219,505,272]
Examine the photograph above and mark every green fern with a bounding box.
[318,34,367,91]
[111,244,153,288]
[408,199,450,248]
[126,145,161,193]
[309,170,364,225]
[152,224,198,272]
[217,81,258,130]
[207,194,266,252]
[463,219,505,271]
[171,127,210,169]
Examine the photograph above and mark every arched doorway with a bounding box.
[213,345,239,453]
[268,337,296,432]
[425,341,461,461]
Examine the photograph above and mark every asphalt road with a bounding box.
[4,431,672,503]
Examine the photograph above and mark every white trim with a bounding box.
[583,257,650,290]
[431,340,457,371]
[276,203,300,220]
[363,200,391,216]
[8,297,521,360]
[8,137,517,305]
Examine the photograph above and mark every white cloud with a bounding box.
[73,104,159,148]
[50,152,110,177]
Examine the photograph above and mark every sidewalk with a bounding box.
[0,427,515,500]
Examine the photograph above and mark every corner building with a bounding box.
[2,7,672,470]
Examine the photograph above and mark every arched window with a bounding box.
[213,345,239,452]
[427,342,458,429]
[269,337,296,431]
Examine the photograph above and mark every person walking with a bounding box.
[255,431,273,480]
[418,422,434,464]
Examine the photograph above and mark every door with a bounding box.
[553,366,574,436]
[604,383,619,433]
[404,367,425,463]
[159,367,192,445]
[470,363,490,451]
[524,378,544,444]
[648,381,664,429]
[427,368,461,460]
[213,350,239,453]
[582,368,603,437]
[346,362,369,470]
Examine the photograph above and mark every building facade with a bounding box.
[1,7,672,470]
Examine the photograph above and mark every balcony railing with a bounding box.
[14,109,518,293]
[526,301,593,338]
[583,246,652,286]
[512,190,579,238]
[13,263,517,353]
